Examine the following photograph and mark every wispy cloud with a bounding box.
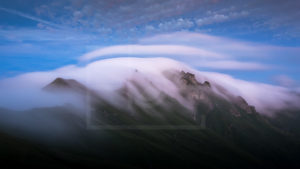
[0,28,97,42]
[26,0,300,39]
[137,32,298,71]
[273,75,296,87]
[194,60,271,70]
[0,7,63,29]
[139,31,300,57]
[195,10,249,26]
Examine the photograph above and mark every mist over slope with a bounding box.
[0,57,299,115]
[0,57,300,169]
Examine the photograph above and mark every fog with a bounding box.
[0,57,299,115]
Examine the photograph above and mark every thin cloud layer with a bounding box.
[0,7,64,29]
[273,75,297,87]
[138,31,300,71]
[79,32,282,71]
[139,32,300,58]
[193,60,271,70]
[24,0,300,38]
[79,44,225,61]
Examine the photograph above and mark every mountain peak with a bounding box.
[180,71,211,87]
[43,77,87,93]
[49,77,71,87]
[180,71,199,86]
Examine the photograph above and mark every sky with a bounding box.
[0,0,299,88]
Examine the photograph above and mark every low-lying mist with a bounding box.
[0,57,299,115]
[0,57,299,146]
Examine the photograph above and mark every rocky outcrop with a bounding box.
[235,96,255,114]
[180,71,211,88]
[180,71,200,86]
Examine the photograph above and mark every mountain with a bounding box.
[0,58,300,169]
[41,71,259,128]
[43,77,88,93]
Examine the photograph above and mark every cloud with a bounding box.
[31,0,205,31]
[78,31,298,71]
[0,57,299,145]
[273,75,296,87]
[0,57,299,115]
[0,7,64,29]
[0,28,97,42]
[194,60,270,70]
[139,31,300,56]
[138,31,300,70]
[195,11,248,26]
[79,44,226,61]
[200,70,300,114]
[196,14,228,26]
[3,0,298,39]
[156,18,194,31]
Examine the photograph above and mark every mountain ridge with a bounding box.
[0,57,300,169]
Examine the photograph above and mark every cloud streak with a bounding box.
[0,7,64,29]
[139,31,300,57]
[194,60,271,70]
[273,75,296,87]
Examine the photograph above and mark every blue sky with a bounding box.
[0,0,299,88]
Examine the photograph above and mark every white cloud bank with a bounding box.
[0,57,299,115]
